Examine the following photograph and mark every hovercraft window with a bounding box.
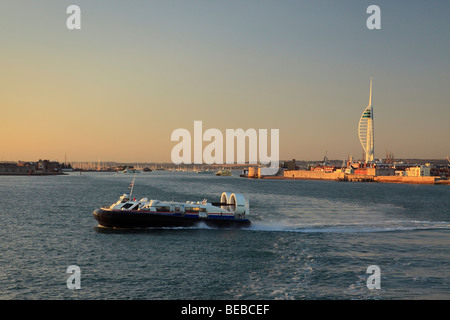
[155,206,170,212]
[122,203,134,209]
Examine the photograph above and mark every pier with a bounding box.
[345,174,375,182]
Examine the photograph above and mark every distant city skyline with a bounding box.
[1,1,449,163]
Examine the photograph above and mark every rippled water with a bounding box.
[1,171,449,299]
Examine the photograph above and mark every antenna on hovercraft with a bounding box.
[128,175,136,199]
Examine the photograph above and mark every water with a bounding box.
[1,171,449,300]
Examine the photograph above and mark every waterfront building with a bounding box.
[0,160,63,175]
[406,165,431,177]
[0,162,35,175]
[358,77,375,163]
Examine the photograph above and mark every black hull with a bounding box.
[93,208,251,229]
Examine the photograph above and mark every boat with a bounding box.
[118,167,141,174]
[93,182,250,229]
[195,170,213,174]
[215,169,231,176]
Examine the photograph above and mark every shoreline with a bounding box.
[0,172,67,176]
[2,169,448,185]
[247,175,450,185]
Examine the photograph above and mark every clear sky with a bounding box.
[1,1,449,163]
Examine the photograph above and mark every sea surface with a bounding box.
[1,171,449,300]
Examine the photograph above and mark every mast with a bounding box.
[129,175,136,198]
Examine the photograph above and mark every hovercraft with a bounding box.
[93,190,251,229]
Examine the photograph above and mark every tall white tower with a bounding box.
[358,77,374,163]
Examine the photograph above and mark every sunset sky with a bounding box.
[1,1,449,163]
